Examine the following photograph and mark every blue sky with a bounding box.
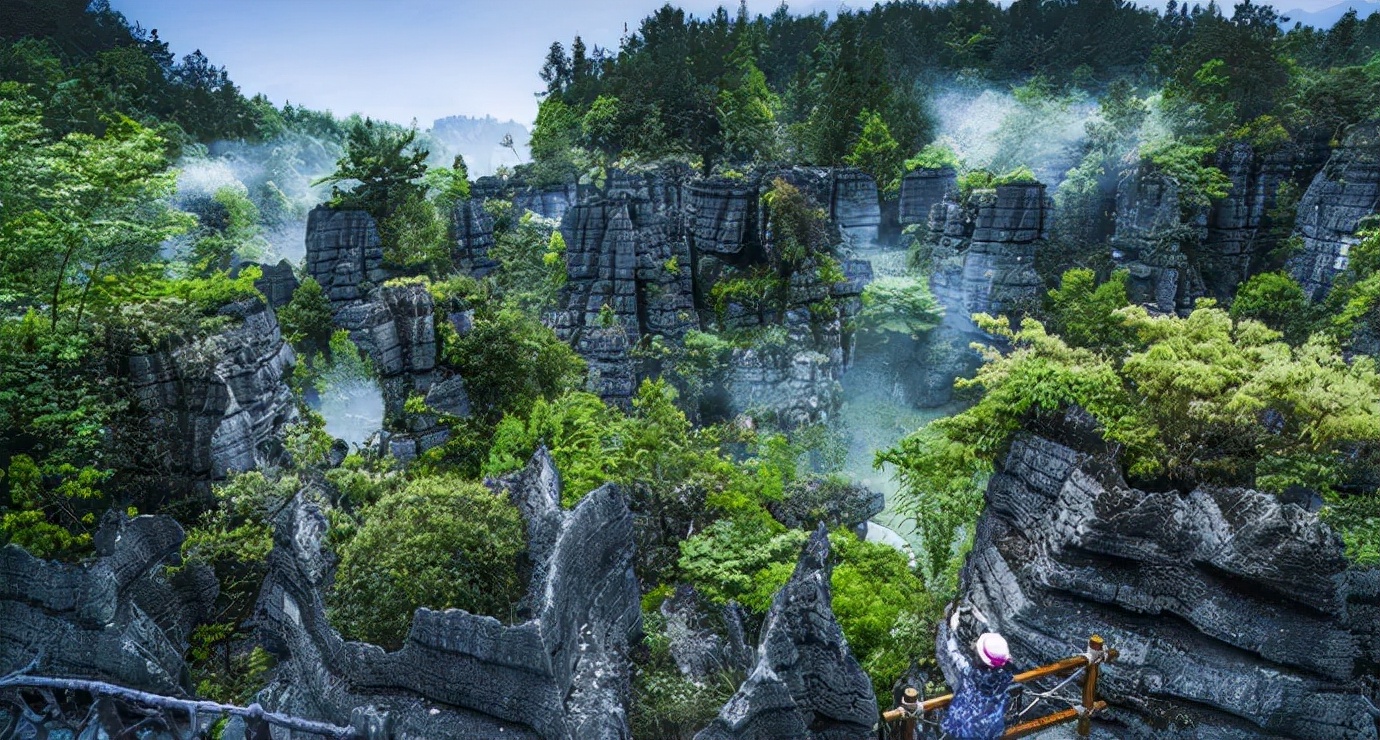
[107,0,1372,129]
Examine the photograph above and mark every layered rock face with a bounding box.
[960,183,1047,316]
[832,168,882,247]
[555,196,697,404]
[949,423,1380,739]
[696,526,878,740]
[255,449,641,739]
[905,185,1047,407]
[303,209,464,458]
[898,167,957,226]
[452,197,498,277]
[1289,123,1380,299]
[1110,169,1205,314]
[127,297,298,481]
[686,177,760,258]
[305,206,388,308]
[0,514,214,696]
[249,258,300,309]
[333,281,459,459]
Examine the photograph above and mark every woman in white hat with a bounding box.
[940,605,1013,740]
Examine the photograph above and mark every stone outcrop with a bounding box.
[452,197,498,277]
[960,183,1047,316]
[899,167,957,226]
[556,195,697,405]
[255,449,641,740]
[304,207,388,308]
[1110,169,1205,314]
[127,297,298,481]
[0,513,215,696]
[831,168,882,244]
[1289,122,1380,299]
[333,281,456,459]
[949,419,1380,739]
[768,477,885,531]
[695,526,877,740]
[686,178,760,258]
[249,259,300,309]
[302,209,464,458]
[515,181,580,221]
[660,585,754,683]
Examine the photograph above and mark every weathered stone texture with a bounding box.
[1289,123,1380,299]
[949,423,1380,739]
[127,297,298,480]
[249,258,300,309]
[961,184,1046,316]
[452,198,498,277]
[304,207,388,307]
[0,514,214,696]
[256,450,641,740]
[899,167,957,226]
[696,526,877,740]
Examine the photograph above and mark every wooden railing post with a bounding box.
[900,687,919,740]
[1077,635,1104,737]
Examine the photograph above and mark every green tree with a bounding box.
[857,276,944,339]
[1,112,193,329]
[1045,269,1134,352]
[328,475,527,648]
[316,117,428,220]
[1230,271,1314,344]
[276,276,334,349]
[717,47,779,163]
[844,110,904,196]
[186,185,267,273]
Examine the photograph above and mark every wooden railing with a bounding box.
[882,635,1118,739]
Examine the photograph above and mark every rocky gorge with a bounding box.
[6,130,1380,740]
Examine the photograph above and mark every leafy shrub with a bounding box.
[276,276,333,347]
[327,475,526,648]
[1139,138,1232,208]
[857,276,944,338]
[1230,271,1314,344]
[904,142,961,172]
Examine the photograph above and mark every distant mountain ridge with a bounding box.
[428,115,529,178]
[1278,0,1380,28]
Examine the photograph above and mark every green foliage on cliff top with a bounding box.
[857,276,944,339]
[327,475,527,648]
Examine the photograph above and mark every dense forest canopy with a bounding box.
[1,0,1379,735]
[524,0,1380,186]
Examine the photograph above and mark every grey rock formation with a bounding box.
[333,281,453,456]
[696,526,877,740]
[686,178,759,257]
[831,168,882,239]
[1289,123,1380,299]
[515,181,580,221]
[0,513,214,696]
[249,259,300,309]
[127,297,298,481]
[1111,169,1205,314]
[255,449,641,739]
[899,167,957,226]
[768,477,885,531]
[304,207,389,308]
[452,198,498,277]
[660,585,754,683]
[960,183,1047,316]
[949,424,1380,739]
[556,196,696,405]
